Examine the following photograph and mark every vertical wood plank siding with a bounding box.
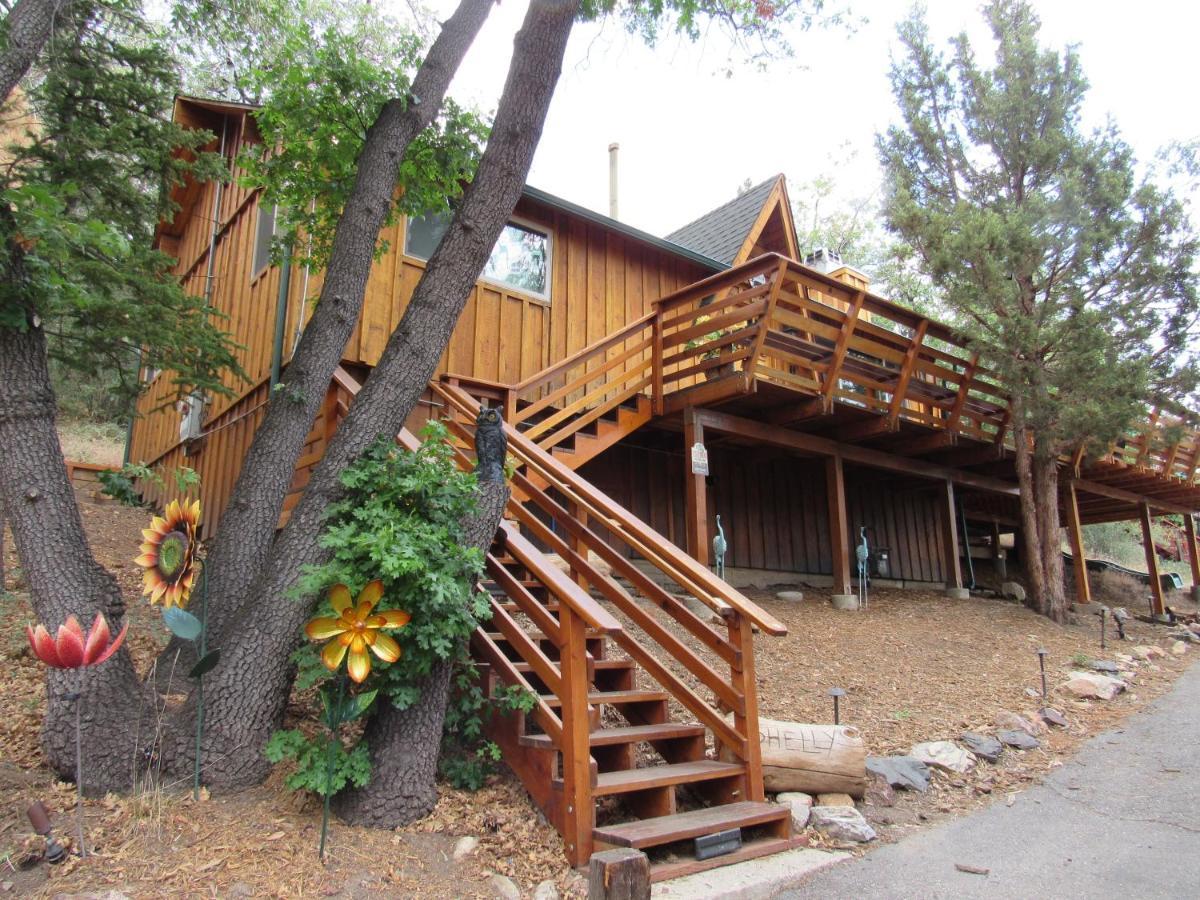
[128,116,708,533]
[580,443,947,583]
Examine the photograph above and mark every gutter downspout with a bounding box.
[269,244,293,389]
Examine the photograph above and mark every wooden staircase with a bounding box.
[420,380,792,879]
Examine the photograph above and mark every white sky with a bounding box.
[419,0,1200,238]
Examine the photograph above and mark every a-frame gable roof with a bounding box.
[666,175,797,267]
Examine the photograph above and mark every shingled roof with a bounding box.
[665,176,780,266]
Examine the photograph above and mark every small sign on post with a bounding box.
[690,441,709,476]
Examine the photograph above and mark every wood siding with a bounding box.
[580,441,948,583]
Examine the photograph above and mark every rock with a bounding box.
[1115,653,1136,665]
[959,732,1003,763]
[1171,641,1188,656]
[775,590,805,602]
[452,835,480,861]
[816,792,856,808]
[1000,581,1026,602]
[996,729,1041,750]
[994,711,1045,736]
[1090,660,1120,673]
[1132,645,1166,660]
[776,791,813,829]
[488,873,521,900]
[910,740,976,774]
[1023,687,1041,699]
[1168,630,1197,643]
[1039,707,1068,728]
[864,771,897,807]
[810,806,877,843]
[1190,623,1200,636]
[866,756,931,792]
[1062,672,1126,700]
[533,880,559,900]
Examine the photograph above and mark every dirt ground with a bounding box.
[1,488,1196,898]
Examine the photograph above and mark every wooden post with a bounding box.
[559,604,594,867]
[990,520,1006,581]
[727,611,765,801]
[683,407,709,567]
[1138,501,1165,618]
[1184,514,1200,592]
[940,479,964,591]
[566,499,589,592]
[825,455,850,595]
[651,308,664,416]
[588,848,650,900]
[1063,480,1092,606]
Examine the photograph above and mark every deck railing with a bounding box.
[448,252,1198,482]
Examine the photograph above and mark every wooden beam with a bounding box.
[683,407,709,567]
[887,320,929,427]
[942,352,981,435]
[940,480,963,589]
[1138,501,1165,617]
[766,396,825,425]
[1073,479,1197,516]
[662,372,753,416]
[1185,513,1200,590]
[893,431,959,456]
[826,455,851,594]
[820,290,866,406]
[833,415,893,443]
[693,408,1020,496]
[1063,481,1092,606]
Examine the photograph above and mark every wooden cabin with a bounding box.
[128,97,1200,876]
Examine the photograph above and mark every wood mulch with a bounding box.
[1,490,1196,896]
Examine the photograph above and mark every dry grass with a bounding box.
[56,420,125,468]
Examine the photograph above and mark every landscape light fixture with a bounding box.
[1099,607,1107,650]
[828,687,846,725]
[1036,647,1049,701]
[26,800,68,864]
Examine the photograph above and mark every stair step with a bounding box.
[649,836,794,883]
[520,722,705,751]
[539,689,668,709]
[592,761,745,796]
[593,800,789,850]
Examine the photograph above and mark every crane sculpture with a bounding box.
[856,526,870,611]
[712,514,727,580]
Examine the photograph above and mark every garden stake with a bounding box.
[319,673,347,861]
[73,670,86,857]
[1099,608,1106,651]
[1036,647,1048,701]
[193,569,208,801]
[828,687,846,725]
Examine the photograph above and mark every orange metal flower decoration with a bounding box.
[135,499,200,608]
[304,581,411,683]
[27,613,127,669]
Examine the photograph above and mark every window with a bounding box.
[252,202,278,278]
[405,214,551,300]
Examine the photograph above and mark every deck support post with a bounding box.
[940,479,967,598]
[990,520,1006,581]
[559,604,595,867]
[683,407,710,567]
[1138,501,1166,619]
[1185,514,1200,603]
[1063,480,1092,607]
[727,611,765,801]
[825,454,853,604]
[587,847,650,900]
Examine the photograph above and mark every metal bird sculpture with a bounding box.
[856,526,870,611]
[712,514,727,580]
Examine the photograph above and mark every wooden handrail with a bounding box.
[433,380,788,636]
[512,310,656,396]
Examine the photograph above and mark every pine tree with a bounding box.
[877,0,1199,621]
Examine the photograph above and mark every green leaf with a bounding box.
[188,648,221,679]
[162,607,202,641]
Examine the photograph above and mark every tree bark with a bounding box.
[333,480,510,826]
[1033,452,1068,622]
[1012,404,1047,613]
[0,0,70,105]
[192,0,495,655]
[0,276,146,789]
[194,0,581,792]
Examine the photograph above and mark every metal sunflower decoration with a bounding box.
[134,499,200,608]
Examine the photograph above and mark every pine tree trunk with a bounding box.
[193,0,580,792]
[0,295,146,790]
[187,0,495,657]
[334,480,509,826]
[1012,408,1047,613]
[1033,453,1068,622]
[0,0,71,105]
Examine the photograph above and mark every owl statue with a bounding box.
[474,406,507,483]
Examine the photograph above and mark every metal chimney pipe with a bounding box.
[608,142,619,220]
